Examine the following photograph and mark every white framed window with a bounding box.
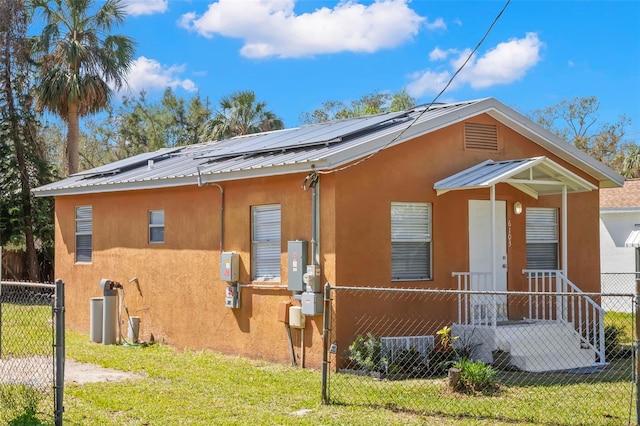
[75,205,92,263]
[526,208,558,269]
[149,210,165,244]
[251,204,281,281]
[391,202,432,280]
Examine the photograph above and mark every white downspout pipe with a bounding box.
[562,185,568,277]
[490,185,497,328]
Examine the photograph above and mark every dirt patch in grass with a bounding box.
[0,357,144,386]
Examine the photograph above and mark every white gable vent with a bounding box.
[465,123,498,151]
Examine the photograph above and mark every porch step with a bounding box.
[495,322,595,372]
[452,321,596,373]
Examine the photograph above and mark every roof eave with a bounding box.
[33,160,327,197]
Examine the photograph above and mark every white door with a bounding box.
[468,200,508,324]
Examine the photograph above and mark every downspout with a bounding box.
[197,167,224,253]
[490,185,497,328]
[561,185,567,277]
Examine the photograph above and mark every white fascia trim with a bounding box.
[482,100,624,188]
[33,161,327,197]
[600,207,640,215]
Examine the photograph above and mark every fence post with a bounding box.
[635,250,640,426]
[321,282,331,405]
[54,279,65,426]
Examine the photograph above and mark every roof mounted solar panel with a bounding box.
[197,110,410,160]
[71,147,183,178]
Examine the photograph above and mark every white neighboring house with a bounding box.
[600,179,640,312]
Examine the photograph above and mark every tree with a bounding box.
[531,96,632,171]
[210,90,284,140]
[622,145,640,179]
[32,0,135,175]
[299,89,417,125]
[0,0,56,281]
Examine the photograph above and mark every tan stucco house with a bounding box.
[34,98,624,369]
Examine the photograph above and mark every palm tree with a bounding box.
[33,0,135,175]
[210,91,284,141]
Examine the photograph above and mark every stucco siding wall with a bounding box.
[55,174,330,366]
[600,214,639,274]
[330,115,602,352]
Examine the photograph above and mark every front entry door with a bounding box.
[468,200,508,324]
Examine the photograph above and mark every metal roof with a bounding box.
[33,98,624,197]
[434,156,598,199]
[625,225,640,248]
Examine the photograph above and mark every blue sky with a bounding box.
[116,0,640,141]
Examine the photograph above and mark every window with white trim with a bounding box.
[149,210,165,244]
[391,202,432,280]
[526,207,559,269]
[75,205,92,263]
[251,204,281,281]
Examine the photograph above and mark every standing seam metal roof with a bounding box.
[32,98,623,197]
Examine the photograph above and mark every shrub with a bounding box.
[453,358,498,394]
[347,333,382,372]
[387,347,428,378]
[604,324,623,359]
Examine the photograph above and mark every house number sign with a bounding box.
[507,219,512,248]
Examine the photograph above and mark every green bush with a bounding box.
[453,358,498,394]
[604,324,623,359]
[387,347,428,378]
[347,333,382,372]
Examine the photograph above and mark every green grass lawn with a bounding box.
[57,330,636,426]
[1,305,636,425]
[0,304,53,358]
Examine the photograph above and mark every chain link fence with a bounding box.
[321,283,636,426]
[0,280,65,426]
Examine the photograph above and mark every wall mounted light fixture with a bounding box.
[513,201,523,215]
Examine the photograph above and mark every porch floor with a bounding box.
[452,320,597,373]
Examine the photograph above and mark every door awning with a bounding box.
[625,225,640,248]
[434,156,597,199]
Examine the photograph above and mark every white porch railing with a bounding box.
[523,269,606,364]
[452,270,606,364]
[452,272,506,327]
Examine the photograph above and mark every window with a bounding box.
[149,210,165,243]
[75,205,92,263]
[251,204,281,281]
[391,202,432,280]
[526,208,558,269]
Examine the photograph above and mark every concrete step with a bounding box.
[494,321,595,372]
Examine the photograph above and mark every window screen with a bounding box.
[391,202,432,280]
[75,205,92,263]
[251,205,281,281]
[526,208,558,269]
[149,210,165,243]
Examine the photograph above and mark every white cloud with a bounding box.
[179,0,426,58]
[429,47,457,61]
[123,0,168,16]
[123,57,197,95]
[407,33,543,97]
[425,17,446,31]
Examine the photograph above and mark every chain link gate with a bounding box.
[322,283,637,425]
[0,279,65,425]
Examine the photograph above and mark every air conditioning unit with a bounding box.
[381,335,435,366]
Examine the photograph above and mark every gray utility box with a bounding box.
[220,252,239,282]
[301,292,323,316]
[287,241,307,292]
